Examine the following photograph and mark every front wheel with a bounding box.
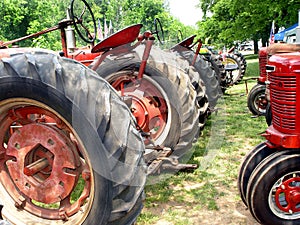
[247,151,300,225]
[247,83,267,115]
[0,52,146,224]
[237,142,273,206]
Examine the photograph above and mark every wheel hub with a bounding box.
[255,94,267,112]
[111,75,168,140]
[275,177,300,214]
[6,123,79,204]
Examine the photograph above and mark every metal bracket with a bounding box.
[243,77,259,94]
[147,147,172,175]
[162,163,198,172]
[147,147,199,175]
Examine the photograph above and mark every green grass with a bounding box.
[244,54,258,60]
[138,55,266,224]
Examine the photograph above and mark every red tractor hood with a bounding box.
[268,52,300,73]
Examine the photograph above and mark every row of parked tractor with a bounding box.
[0,0,251,224]
[239,26,300,224]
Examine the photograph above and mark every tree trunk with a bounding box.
[262,36,268,47]
[253,38,259,54]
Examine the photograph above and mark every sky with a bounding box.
[168,0,203,26]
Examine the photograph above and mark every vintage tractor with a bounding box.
[171,35,221,110]
[238,43,300,225]
[1,0,206,163]
[219,46,247,87]
[171,34,248,95]
[68,4,208,162]
[247,44,300,120]
[247,47,268,116]
[0,1,148,225]
[89,25,207,162]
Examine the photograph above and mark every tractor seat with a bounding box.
[171,35,196,50]
[91,24,143,53]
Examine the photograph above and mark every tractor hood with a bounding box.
[268,52,300,73]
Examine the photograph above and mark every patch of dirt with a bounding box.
[140,140,262,225]
[142,184,259,225]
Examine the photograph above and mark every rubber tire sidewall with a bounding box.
[0,76,112,225]
[95,59,181,150]
[247,153,300,225]
[237,142,273,206]
[247,83,267,115]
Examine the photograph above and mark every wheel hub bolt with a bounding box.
[15,196,26,209]
[289,210,293,214]
[281,184,285,189]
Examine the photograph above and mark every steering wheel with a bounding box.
[153,18,165,45]
[177,30,183,42]
[70,0,96,43]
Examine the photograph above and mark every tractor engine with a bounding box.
[263,51,300,148]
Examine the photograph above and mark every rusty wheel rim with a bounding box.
[254,92,267,114]
[0,98,94,224]
[107,71,171,145]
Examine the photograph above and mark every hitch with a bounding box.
[147,147,198,175]
[162,162,198,172]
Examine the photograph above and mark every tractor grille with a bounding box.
[259,52,268,78]
[269,74,297,132]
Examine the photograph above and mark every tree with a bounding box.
[0,0,195,50]
[0,0,29,41]
[0,0,68,49]
[198,0,300,52]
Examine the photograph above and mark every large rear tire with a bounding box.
[0,52,146,225]
[223,53,246,85]
[94,45,201,159]
[172,48,220,109]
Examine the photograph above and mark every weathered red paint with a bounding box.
[0,105,91,220]
[111,75,168,141]
[91,24,142,53]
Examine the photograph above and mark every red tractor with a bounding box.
[247,44,300,121]
[238,43,300,225]
[2,0,206,162]
[0,1,147,224]
[247,47,268,116]
[171,35,221,110]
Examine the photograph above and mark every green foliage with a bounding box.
[198,0,300,48]
[0,0,68,49]
[0,0,28,41]
[0,0,195,50]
